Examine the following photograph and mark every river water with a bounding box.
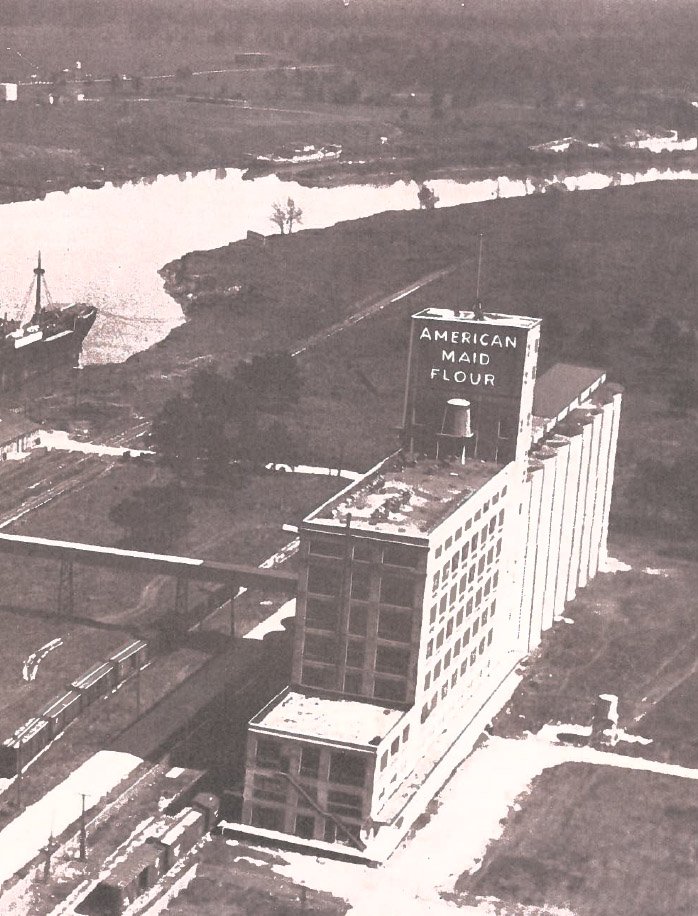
[1,164,697,364]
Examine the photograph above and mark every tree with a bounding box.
[418,183,438,210]
[233,352,303,408]
[270,198,303,235]
[110,483,191,551]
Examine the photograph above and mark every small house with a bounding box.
[0,413,41,459]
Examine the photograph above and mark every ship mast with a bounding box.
[33,251,44,320]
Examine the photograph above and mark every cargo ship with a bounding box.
[246,143,342,168]
[0,254,97,390]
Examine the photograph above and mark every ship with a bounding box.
[0,254,97,391]
[246,143,342,168]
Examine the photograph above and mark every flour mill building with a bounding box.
[237,300,622,857]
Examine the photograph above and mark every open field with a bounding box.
[455,762,698,916]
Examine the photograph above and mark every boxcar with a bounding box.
[71,661,118,708]
[40,690,82,739]
[0,717,51,777]
[109,640,149,681]
[81,843,164,915]
[150,808,204,870]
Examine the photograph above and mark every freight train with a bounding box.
[79,792,219,915]
[0,639,148,778]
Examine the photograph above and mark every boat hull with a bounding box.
[0,306,97,391]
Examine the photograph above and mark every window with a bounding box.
[496,539,502,557]
[391,737,400,755]
[300,746,321,779]
[403,725,410,742]
[449,585,457,606]
[451,672,457,687]
[426,639,434,658]
[432,573,440,595]
[478,556,486,575]
[459,574,468,594]
[489,517,496,535]
[302,664,335,689]
[295,814,315,840]
[444,649,451,668]
[374,677,406,703]
[492,494,499,506]
[310,539,344,558]
[344,671,362,694]
[348,604,368,636]
[350,566,370,600]
[498,509,505,526]
[483,500,490,513]
[491,599,497,618]
[353,540,373,561]
[346,640,365,668]
[463,627,471,645]
[430,605,437,625]
[442,562,449,581]
[480,528,487,546]
[329,752,366,788]
[470,649,477,665]
[461,544,469,564]
[378,609,412,642]
[456,609,463,626]
[383,544,419,568]
[436,629,444,649]
[421,704,429,723]
[304,633,338,663]
[468,565,476,584]
[476,588,482,605]
[424,672,431,689]
[455,527,462,541]
[482,609,488,625]
[439,594,447,616]
[453,639,461,657]
[474,509,481,522]
[256,738,281,770]
[484,579,491,597]
[479,637,486,655]
[451,554,459,574]
[460,659,468,675]
[466,597,473,616]
[487,547,494,566]
[441,683,448,699]
[445,536,453,550]
[307,562,341,597]
[251,806,283,832]
[473,619,479,637]
[446,619,454,638]
[305,599,338,632]
[434,661,442,679]
[471,534,478,552]
[493,571,499,588]
[327,790,363,820]
[376,644,410,676]
[380,752,388,771]
[380,576,414,608]
[487,629,494,646]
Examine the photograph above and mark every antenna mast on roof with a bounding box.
[473,232,485,321]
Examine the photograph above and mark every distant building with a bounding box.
[0,82,18,102]
[0,414,41,459]
[238,302,622,856]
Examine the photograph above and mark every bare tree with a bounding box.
[270,198,303,235]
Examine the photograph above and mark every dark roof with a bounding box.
[533,363,606,420]
[0,413,40,446]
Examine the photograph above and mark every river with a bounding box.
[1,164,697,364]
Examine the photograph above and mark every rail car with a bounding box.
[0,717,50,777]
[0,639,149,778]
[79,795,219,915]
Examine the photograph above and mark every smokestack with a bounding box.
[436,398,474,462]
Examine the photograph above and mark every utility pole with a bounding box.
[135,662,142,718]
[78,793,88,860]
[15,755,22,810]
[43,833,57,882]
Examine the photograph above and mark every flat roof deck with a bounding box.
[306,455,501,538]
[251,690,404,749]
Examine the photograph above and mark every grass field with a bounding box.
[454,762,698,916]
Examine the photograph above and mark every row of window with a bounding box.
[307,560,418,609]
[424,599,496,691]
[254,739,368,788]
[305,599,415,645]
[379,723,411,772]
[433,486,507,562]
[249,805,361,844]
[432,512,505,598]
[420,628,494,724]
[426,576,498,659]
[309,537,421,570]
[301,662,408,703]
